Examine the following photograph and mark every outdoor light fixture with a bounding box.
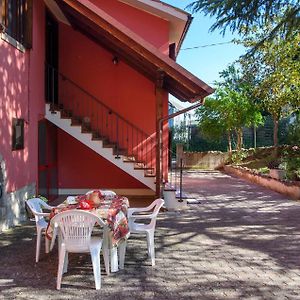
[112,56,119,65]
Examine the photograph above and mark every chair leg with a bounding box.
[147,231,155,266]
[57,245,66,290]
[102,246,110,275]
[102,231,110,275]
[63,252,68,274]
[56,233,68,274]
[45,235,50,254]
[36,228,42,263]
[110,247,118,272]
[118,240,126,270]
[91,248,101,290]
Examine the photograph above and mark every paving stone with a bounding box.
[2,171,300,299]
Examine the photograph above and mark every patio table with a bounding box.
[46,192,130,272]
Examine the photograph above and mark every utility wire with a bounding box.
[181,40,234,50]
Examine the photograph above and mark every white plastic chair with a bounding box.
[127,198,164,266]
[51,210,108,290]
[26,197,55,263]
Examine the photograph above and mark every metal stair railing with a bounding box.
[45,64,156,175]
[161,143,184,202]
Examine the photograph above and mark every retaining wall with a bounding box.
[224,165,300,200]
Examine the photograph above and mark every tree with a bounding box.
[195,97,233,151]
[196,64,263,151]
[287,112,300,145]
[187,0,300,45]
[240,32,300,149]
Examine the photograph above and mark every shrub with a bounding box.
[258,167,269,174]
[284,156,300,181]
[267,159,282,169]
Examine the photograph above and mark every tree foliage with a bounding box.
[187,0,300,44]
[239,32,300,147]
[195,64,263,151]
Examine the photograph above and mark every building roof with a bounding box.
[54,0,214,102]
[118,0,192,54]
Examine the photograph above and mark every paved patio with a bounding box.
[1,171,300,299]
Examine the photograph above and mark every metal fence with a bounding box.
[171,115,294,153]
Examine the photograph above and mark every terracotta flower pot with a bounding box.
[269,169,286,180]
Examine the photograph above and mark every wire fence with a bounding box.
[171,115,295,153]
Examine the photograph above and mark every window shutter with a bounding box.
[24,0,32,48]
[0,0,6,33]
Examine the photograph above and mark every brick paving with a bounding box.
[1,171,300,299]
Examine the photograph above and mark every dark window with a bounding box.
[12,118,24,151]
[0,0,32,48]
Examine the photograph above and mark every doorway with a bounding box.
[38,120,58,202]
[45,9,59,104]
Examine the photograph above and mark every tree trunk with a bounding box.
[273,115,279,157]
[236,128,243,150]
[273,116,279,147]
[227,131,232,153]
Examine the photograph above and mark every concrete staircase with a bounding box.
[45,104,155,191]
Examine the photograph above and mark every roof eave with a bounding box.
[54,0,214,102]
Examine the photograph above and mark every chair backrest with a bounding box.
[128,198,164,230]
[50,210,106,252]
[148,198,164,228]
[149,198,164,213]
[26,197,52,223]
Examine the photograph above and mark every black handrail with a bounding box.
[46,64,156,174]
[46,63,155,141]
[160,136,184,201]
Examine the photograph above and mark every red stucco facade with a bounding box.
[0,0,45,193]
[0,0,171,195]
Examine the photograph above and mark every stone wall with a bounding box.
[176,147,230,170]
[0,155,35,232]
[224,165,300,200]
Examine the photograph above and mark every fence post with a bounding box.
[178,158,183,202]
[176,144,184,168]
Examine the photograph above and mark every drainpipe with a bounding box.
[157,99,205,197]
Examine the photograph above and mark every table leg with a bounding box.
[110,247,119,272]
[118,240,126,270]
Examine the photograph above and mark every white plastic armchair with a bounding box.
[51,210,108,290]
[127,198,164,266]
[26,197,55,263]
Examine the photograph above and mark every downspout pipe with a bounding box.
[160,100,204,124]
[157,99,205,197]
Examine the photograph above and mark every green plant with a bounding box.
[230,150,249,164]
[267,159,283,169]
[27,194,48,202]
[284,156,300,181]
[258,167,269,174]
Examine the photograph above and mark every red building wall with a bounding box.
[0,0,170,193]
[57,1,169,190]
[0,0,45,193]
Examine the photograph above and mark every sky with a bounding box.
[163,0,246,104]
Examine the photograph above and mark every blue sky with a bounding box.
[163,0,246,86]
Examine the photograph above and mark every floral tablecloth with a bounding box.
[46,193,130,246]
